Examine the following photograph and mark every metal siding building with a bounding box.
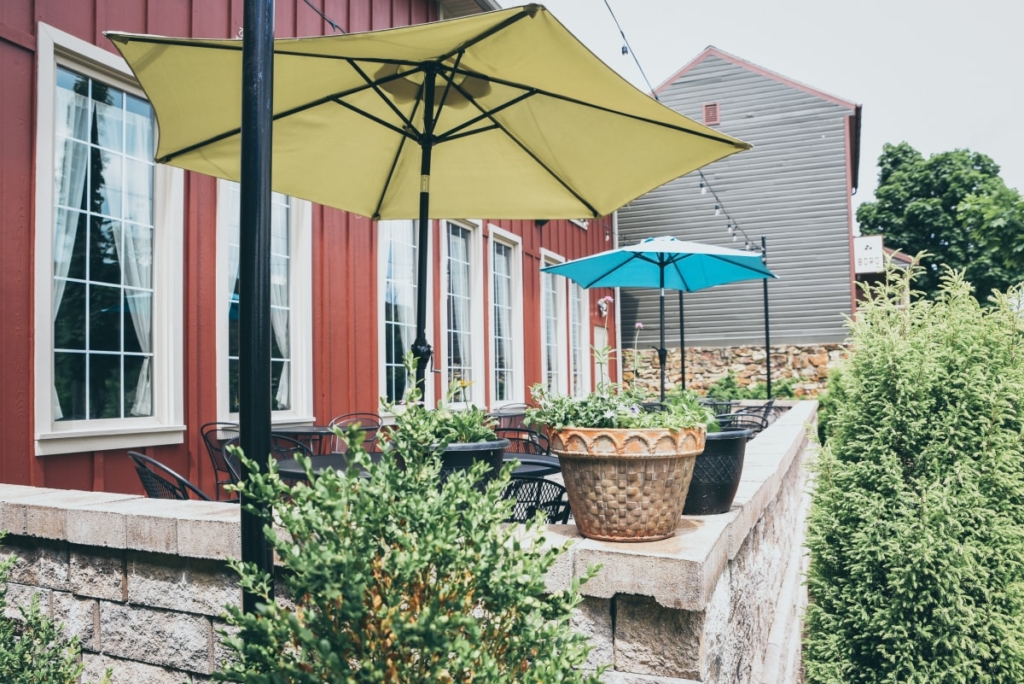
[618,48,861,348]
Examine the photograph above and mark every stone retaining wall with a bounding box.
[623,344,847,396]
[0,402,815,683]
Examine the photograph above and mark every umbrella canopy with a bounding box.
[108,5,750,391]
[542,236,776,398]
[106,5,748,221]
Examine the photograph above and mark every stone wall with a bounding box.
[623,343,848,396]
[0,403,815,683]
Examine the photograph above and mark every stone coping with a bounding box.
[0,402,815,611]
[543,401,816,611]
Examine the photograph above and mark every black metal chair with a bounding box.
[735,398,776,422]
[129,451,211,501]
[201,422,239,500]
[714,413,768,438]
[501,476,571,524]
[488,403,529,429]
[497,428,560,476]
[328,412,383,453]
[700,397,737,416]
[223,434,316,481]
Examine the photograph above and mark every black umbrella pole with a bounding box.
[239,0,276,614]
[658,288,667,402]
[412,67,437,397]
[762,236,771,400]
[679,291,685,390]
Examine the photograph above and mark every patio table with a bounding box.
[276,452,383,480]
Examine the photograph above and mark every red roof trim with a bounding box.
[654,46,858,112]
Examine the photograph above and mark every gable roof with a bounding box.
[655,46,863,192]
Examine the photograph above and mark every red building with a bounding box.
[0,0,617,494]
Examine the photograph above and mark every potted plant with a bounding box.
[381,354,509,485]
[680,389,752,515]
[527,383,713,542]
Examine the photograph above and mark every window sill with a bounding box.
[35,424,186,456]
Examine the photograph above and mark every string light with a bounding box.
[698,169,758,252]
[700,180,707,194]
[714,204,720,216]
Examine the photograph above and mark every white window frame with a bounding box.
[569,282,591,397]
[440,220,485,408]
[487,225,524,408]
[540,249,569,396]
[377,219,434,410]
[33,23,185,455]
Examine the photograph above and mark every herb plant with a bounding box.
[527,382,713,432]
[804,264,1024,683]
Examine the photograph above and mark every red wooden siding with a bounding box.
[0,0,616,497]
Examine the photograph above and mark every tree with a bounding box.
[857,142,1024,298]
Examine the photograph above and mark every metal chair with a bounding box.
[699,397,736,416]
[714,413,768,438]
[501,476,571,524]
[488,403,529,429]
[328,412,383,453]
[223,434,316,480]
[201,422,239,500]
[735,398,777,425]
[129,451,211,501]
[495,427,550,454]
[497,428,560,476]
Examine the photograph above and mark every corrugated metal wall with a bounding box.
[618,53,856,348]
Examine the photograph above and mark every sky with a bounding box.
[499,0,1024,214]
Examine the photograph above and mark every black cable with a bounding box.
[302,0,345,34]
[601,0,657,98]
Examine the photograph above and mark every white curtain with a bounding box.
[117,224,153,416]
[52,85,91,419]
[270,256,290,409]
[449,228,469,372]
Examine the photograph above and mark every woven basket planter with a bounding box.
[548,426,705,542]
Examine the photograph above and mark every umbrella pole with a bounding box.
[679,291,685,390]
[658,269,667,402]
[762,236,772,399]
[239,0,275,613]
[412,67,437,397]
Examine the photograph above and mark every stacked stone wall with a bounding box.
[622,343,848,396]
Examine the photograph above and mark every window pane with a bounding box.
[54,352,86,421]
[89,217,121,284]
[55,280,86,350]
[123,290,151,353]
[383,221,416,403]
[54,209,87,281]
[229,358,240,414]
[272,360,289,411]
[124,354,152,417]
[446,225,473,402]
[89,284,121,352]
[89,353,121,419]
[124,94,153,159]
[492,242,514,402]
[90,147,122,219]
[91,81,124,152]
[124,159,153,224]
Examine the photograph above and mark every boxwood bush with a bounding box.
[215,420,602,683]
[804,267,1024,683]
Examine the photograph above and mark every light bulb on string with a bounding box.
[714,205,720,216]
[699,180,707,194]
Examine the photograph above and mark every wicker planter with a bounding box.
[548,426,705,542]
[682,428,751,516]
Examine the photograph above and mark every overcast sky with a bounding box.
[502,0,1024,214]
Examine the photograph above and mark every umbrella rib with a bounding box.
[436,6,538,64]
[440,124,500,143]
[702,253,776,277]
[372,95,423,220]
[434,89,536,142]
[583,253,645,288]
[347,59,418,134]
[155,68,420,163]
[669,258,693,292]
[330,99,413,138]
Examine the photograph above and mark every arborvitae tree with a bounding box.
[805,266,1024,683]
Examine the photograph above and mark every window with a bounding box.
[489,227,523,406]
[569,282,590,396]
[540,250,568,395]
[442,221,484,406]
[34,24,184,455]
[216,180,312,424]
[379,220,418,404]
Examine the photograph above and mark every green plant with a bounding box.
[705,371,797,400]
[0,535,112,684]
[804,264,1024,683]
[526,382,713,432]
[215,365,602,683]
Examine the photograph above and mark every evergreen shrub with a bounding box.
[804,266,1024,683]
[215,421,602,682]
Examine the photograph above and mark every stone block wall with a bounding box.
[0,402,815,683]
[623,343,848,396]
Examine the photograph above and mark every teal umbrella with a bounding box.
[541,236,777,400]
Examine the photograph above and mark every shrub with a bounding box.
[215,425,602,682]
[804,266,1024,683]
[704,371,796,400]
[0,535,111,684]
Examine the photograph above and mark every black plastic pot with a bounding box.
[439,438,510,486]
[682,428,751,515]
